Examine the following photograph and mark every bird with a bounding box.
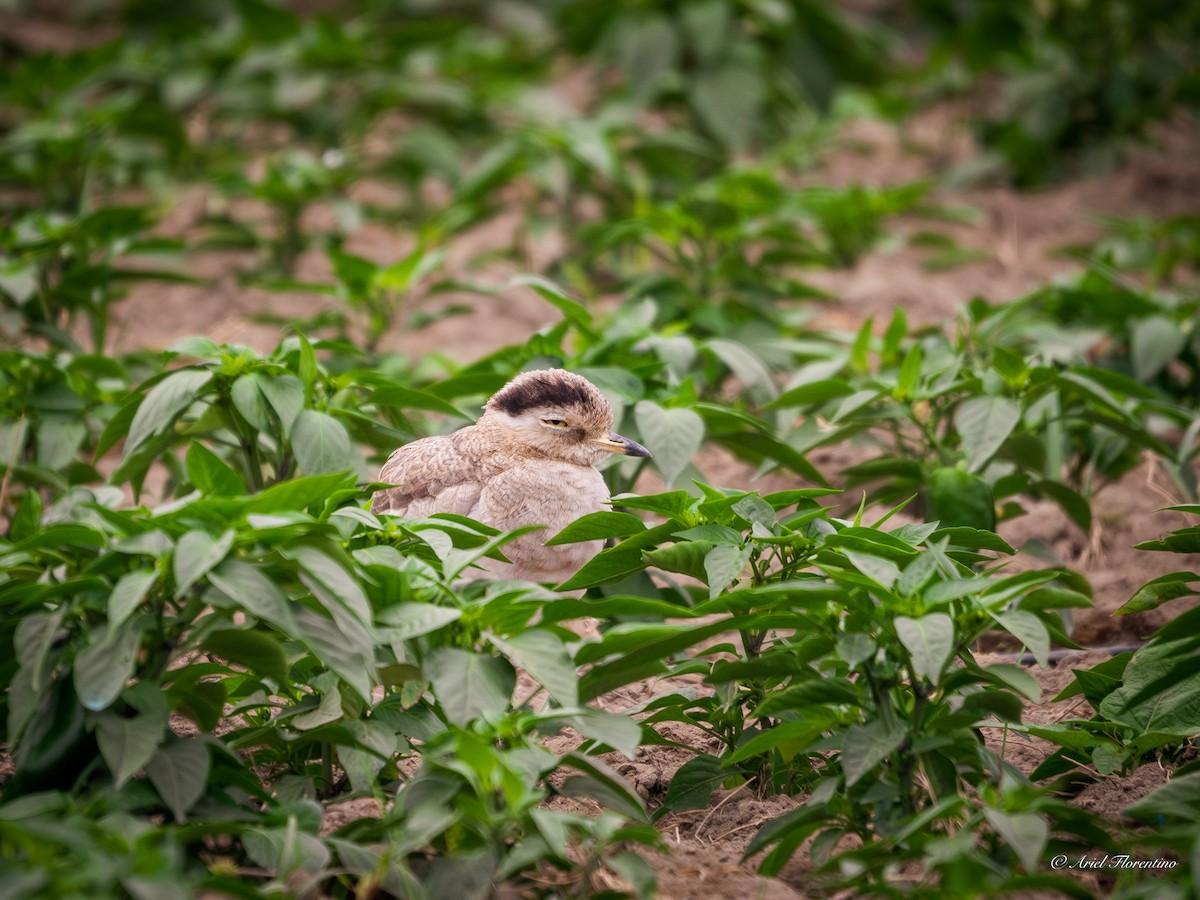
[371,368,651,584]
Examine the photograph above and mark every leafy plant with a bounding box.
[546,484,1099,891]
[1036,506,1200,785]
[766,302,1195,534]
[0,207,194,353]
[1,469,655,896]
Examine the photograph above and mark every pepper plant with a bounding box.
[547,483,1104,891]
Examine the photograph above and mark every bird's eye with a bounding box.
[540,417,570,428]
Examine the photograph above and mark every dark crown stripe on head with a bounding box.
[490,371,595,415]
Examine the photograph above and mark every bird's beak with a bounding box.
[592,431,652,458]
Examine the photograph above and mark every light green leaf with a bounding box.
[376,603,461,640]
[425,648,515,725]
[147,739,210,822]
[841,718,905,786]
[956,395,1020,473]
[108,570,157,635]
[983,808,1047,872]
[707,339,777,400]
[704,544,752,598]
[173,529,235,598]
[74,622,143,712]
[991,610,1050,667]
[258,374,305,431]
[339,720,398,794]
[95,683,168,787]
[546,511,646,545]
[124,369,212,459]
[842,549,901,589]
[896,345,923,399]
[185,441,246,496]
[660,753,725,813]
[894,614,954,683]
[202,628,289,685]
[1132,316,1186,382]
[291,607,375,703]
[554,708,642,760]
[689,63,764,151]
[14,607,65,691]
[290,409,352,474]
[489,630,577,708]
[981,663,1042,703]
[634,401,703,488]
[293,673,345,730]
[207,559,294,628]
[36,417,86,469]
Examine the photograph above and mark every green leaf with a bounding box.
[74,622,143,712]
[689,63,764,151]
[1038,480,1092,533]
[841,549,900,589]
[926,467,995,531]
[290,409,352,474]
[506,274,593,331]
[895,614,954,683]
[983,809,1047,872]
[896,345,922,399]
[642,541,714,581]
[956,395,1020,472]
[15,607,66,691]
[558,522,679,591]
[1131,316,1186,381]
[291,606,375,703]
[108,570,157,635]
[707,339,777,400]
[185,441,246,496]
[257,375,305,432]
[635,401,703,488]
[292,674,345,730]
[991,610,1050,667]
[123,369,212,459]
[425,648,515,725]
[980,663,1042,703]
[546,511,646,545]
[147,739,210,822]
[1118,571,1200,614]
[207,559,294,628]
[376,603,461,639]
[202,629,289,685]
[558,752,648,822]
[674,524,744,545]
[660,754,725,813]
[557,708,642,759]
[95,683,168,787]
[703,544,752,598]
[488,630,577,708]
[764,378,854,410]
[1099,638,1200,735]
[841,718,905,786]
[339,720,398,794]
[296,331,318,400]
[245,470,354,513]
[173,529,235,598]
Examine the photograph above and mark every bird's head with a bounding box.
[481,369,651,466]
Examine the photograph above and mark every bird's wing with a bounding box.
[370,434,484,518]
[471,461,608,582]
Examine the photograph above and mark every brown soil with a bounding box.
[89,81,1200,896]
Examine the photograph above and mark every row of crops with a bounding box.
[2,1,1199,897]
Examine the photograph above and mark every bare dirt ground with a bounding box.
[99,92,1200,895]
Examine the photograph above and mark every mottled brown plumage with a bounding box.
[371,369,650,584]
